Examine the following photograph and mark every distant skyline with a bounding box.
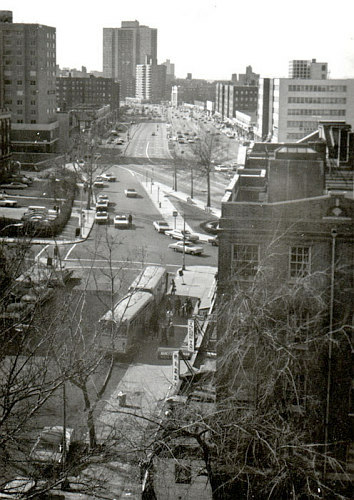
[5,0,354,81]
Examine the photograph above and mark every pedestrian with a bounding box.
[181,301,187,317]
[168,319,174,338]
[174,296,181,316]
[186,297,193,316]
[128,213,133,226]
[171,278,176,295]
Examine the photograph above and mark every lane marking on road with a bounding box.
[64,243,77,260]
[35,244,49,261]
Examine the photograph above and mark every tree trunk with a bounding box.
[81,383,97,449]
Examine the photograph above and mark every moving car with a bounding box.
[165,228,199,242]
[101,172,116,182]
[114,214,130,229]
[0,182,27,190]
[168,241,204,255]
[30,426,74,465]
[124,188,138,198]
[153,220,171,233]
[0,198,17,207]
[95,211,109,224]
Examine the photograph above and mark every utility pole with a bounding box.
[182,216,186,271]
[190,166,194,199]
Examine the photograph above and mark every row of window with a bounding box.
[288,85,347,92]
[287,121,319,128]
[288,97,346,104]
[287,132,311,139]
[288,109,346,116]
[4,80,37,86]
[232,245,311,279]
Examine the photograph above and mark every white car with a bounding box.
[30,426,74,465]
[95,211,109,224]
[165,229,199,242]
[114,214,130,229]
[100,173,116,182]
[97,194,109,202]
[95,200,108,211]
[168,241,204,255]
[124,188,138,198]
[153,220,171,233]
[214,165,231,172]
[0,198,17,207]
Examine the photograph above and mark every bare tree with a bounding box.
[141,262,352,500]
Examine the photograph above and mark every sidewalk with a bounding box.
[136,172,221,242]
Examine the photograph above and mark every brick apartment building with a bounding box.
[56,75,120,112]
[0,10,59,155]
[0,109,11,175]
[217,121,354,490]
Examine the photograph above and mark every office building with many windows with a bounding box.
[103,20,157,99]
[255,78,354,142]
[289,59,328,80]
[0,10,59,154]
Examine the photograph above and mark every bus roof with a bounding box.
[99,291,153,324]
[129,266,166,293]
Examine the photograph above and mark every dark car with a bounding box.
[0,182,27,190]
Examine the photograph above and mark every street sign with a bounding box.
[173,210,178,217]
[172,351,180,385]
[187,319,195,352]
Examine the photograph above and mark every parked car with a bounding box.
[0,198,17,207]
[114,214,130,229]
[0,182,27,190]
[168,241,204,255]
[30,426,74,465]
[95,200,108,211]
[0,477,36,498]
[8,175,33,185]
[97,194,109,202]
[95,211,109,224]
[165,229,199,242]
[214,165,231,172]
[208,235,219,246]
[124,188,138,198]
[93,181,104,189]
[153,220,171,233]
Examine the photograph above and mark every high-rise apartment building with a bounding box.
[103,20,157,99]
[289,59,328,80]
[0,10,59,154]
[135,63,166,103]
[255,77,354,142]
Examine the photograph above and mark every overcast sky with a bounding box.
[6,0,354,80]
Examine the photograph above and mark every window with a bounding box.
[30,80,36,85]
[17,80,22,85]
[30,120,37,124]
[31,100,36,105]
[17,100,23,105]
[289,247,310,278]
[232,244,259,277]
[175,464,191,484]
